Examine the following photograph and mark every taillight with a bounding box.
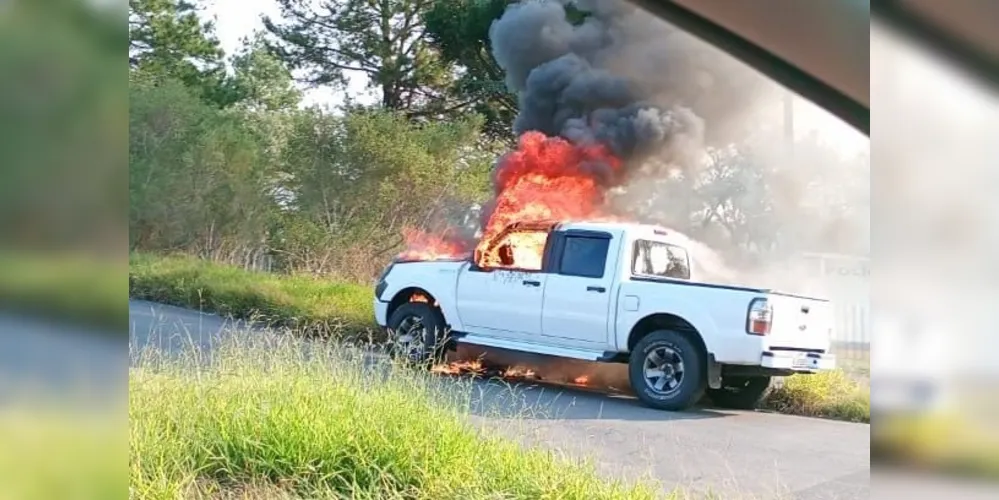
[746,298,772,335]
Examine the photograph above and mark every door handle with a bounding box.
[587,286,606,293]
[523,280,541,287]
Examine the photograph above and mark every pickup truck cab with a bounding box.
[374,220,837,411]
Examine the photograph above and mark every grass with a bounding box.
[0,250,126,331]
[128,252,870,424]
[129,336,673,500]
[0,405,123,499]
[872,412,999,479]
[764,370,870,423]
[129,252,375,340]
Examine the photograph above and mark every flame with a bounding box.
[573,375,591,386]
[502,366,538,379]
[398,131,624,268]
[408,292,439,307]
[431,359,540,381]
[430,359,485,375]
[398,227,470,261]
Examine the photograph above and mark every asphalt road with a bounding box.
[123,299,871,499]
[0,311,124,404]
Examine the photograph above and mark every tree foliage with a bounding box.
[128,0,239,106]
[263,0,455,113]
[1,0,125,253]
[229,33,303,112]
[423,0,516,140]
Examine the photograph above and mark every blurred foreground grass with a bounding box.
[874,412,999,480]
[129,337,669,500]
[0,252,125,331]
[0,405,123,499]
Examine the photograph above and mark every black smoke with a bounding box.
[488,0,707,168]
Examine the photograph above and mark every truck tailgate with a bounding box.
[765,293,833,351]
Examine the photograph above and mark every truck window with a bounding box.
[559,236,609,278]
[476,230,549,271]
[632,240,690,280]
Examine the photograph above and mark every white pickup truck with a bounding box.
[374,220,837,411]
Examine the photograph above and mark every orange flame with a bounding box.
[398,227,470,261]
[399,131,624,268]
[502,366,538,379]
[430,359,485,375]
[408,292,439,307]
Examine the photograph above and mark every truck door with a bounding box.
[455,266,547,337]
[541,230,619,347]
[454,229,550,338]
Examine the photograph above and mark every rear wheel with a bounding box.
[628,330,706,411]
[385,302,447,367]
[708,375,773,409]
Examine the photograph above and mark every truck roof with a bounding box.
[558,220,684,244]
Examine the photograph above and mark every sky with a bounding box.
[202,0,868,155]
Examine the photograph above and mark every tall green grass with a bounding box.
[129,336,671,499]
[129,252,375,339]
[764,370,870,423]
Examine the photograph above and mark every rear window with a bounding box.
[632,240,690,280]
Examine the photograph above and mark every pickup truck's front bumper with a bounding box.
[373,298,389,328]
[761,350,836,371]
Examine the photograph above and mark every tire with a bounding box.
[708,376,773,410]
[628,329,706,411]
[385,302,448,367]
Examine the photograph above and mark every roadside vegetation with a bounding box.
[129,252,374,339]
[0,252,125,331]
[130,336,668,500]
[764,369,869,423]
[130,252,870,423]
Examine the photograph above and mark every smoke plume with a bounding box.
[489,0,706,173]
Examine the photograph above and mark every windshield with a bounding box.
[631,240,691,280]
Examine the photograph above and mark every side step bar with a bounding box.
[455,334,608,362]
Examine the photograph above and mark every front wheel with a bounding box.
[385,302,448,367]
[628,330,706,411]
[707,375,773,409]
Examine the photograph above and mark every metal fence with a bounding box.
[830,301,870,366]
[796,252,870,367]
